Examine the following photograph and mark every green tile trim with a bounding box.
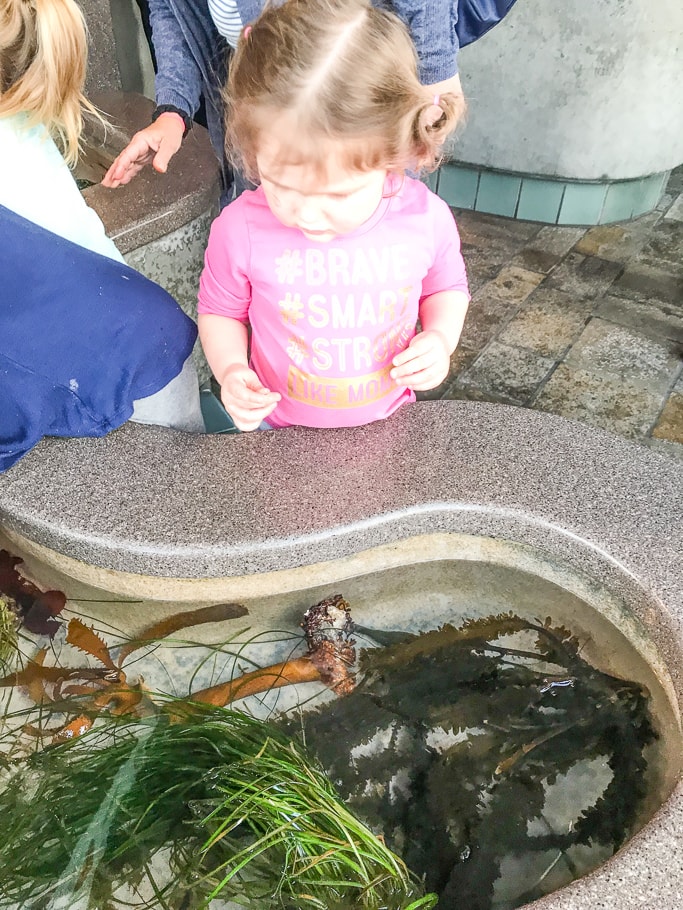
[437,165,670,226]
[599,180,641,223]
[557,182,607,225]
[632,172,668,217]
[516,177,565,223]
[476,171,522,218]
[438,163,479,208]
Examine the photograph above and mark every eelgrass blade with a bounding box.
[194,722,433,909]
[0,700,435,910]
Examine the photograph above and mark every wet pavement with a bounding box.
[424,167,683,462]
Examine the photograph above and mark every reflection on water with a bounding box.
[0,549,675,909]
[279,614,658,910]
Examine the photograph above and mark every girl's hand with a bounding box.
[101,115,185,188]
[219,364,281,431]
[390,330,451,391]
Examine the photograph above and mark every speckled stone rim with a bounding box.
[0,400,681,909]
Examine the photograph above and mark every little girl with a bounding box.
[0,0,203,471]
[198,0,470,432]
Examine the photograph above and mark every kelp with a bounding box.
[0,704,434,910]
[279,613,658,910]
[0,593,18,673]
[0,594,355,746]
[0,565,431,910]
[0,549,66,637]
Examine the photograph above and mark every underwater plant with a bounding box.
[0,548,66,638]
[0,552,659,910]
[0,594,355,745]
[0,565,432,910]
[0,703,434,910]
[0,593,18,673]
[280,614,659,910]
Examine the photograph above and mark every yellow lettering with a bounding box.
[398,286,412,316]
[378,289,396,323]
[287,364,393,409]
[348,382,365,404]
[347,364,394,406]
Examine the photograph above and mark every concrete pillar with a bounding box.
[456,0,683,180]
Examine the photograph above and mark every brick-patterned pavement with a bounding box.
[425,168,683,462]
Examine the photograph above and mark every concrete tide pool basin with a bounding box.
[0,400,681,909]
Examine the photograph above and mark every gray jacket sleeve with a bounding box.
[146,0,216,117]
[388,0,459,83]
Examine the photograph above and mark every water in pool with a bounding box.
[0,548,678,909]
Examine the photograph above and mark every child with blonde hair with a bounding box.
[0,0,203,471]
[198,0,470,431]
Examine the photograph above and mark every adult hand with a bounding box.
[219,363,281,431]
[425,73,463,100]
[101,114,186,188]
[390,330,452,391]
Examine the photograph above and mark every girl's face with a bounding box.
[255,122,387,243]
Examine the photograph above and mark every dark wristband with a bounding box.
[151,105,192,138]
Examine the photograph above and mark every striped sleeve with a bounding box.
[207,0,244,48]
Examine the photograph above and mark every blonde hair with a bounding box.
[0,0,96,165]
[225,0,465,183]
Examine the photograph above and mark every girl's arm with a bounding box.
[198,313,281,431]
[390,290,470,391]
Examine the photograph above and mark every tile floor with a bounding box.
[421,168,683,463]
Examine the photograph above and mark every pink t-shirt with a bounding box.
[198,175,469,428]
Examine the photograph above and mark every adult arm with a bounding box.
[102,0,204,187]
[389,0,460,84]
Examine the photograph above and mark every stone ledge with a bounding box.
[0,401,679,584]
[80,91,222,253]
[0,400,681,910]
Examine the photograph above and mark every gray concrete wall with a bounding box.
[456,0,683,180]
[80,0,154,98]
[110,0,156,98]
[80,0,122,96]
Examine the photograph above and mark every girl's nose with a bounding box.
[296,196,322,226]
